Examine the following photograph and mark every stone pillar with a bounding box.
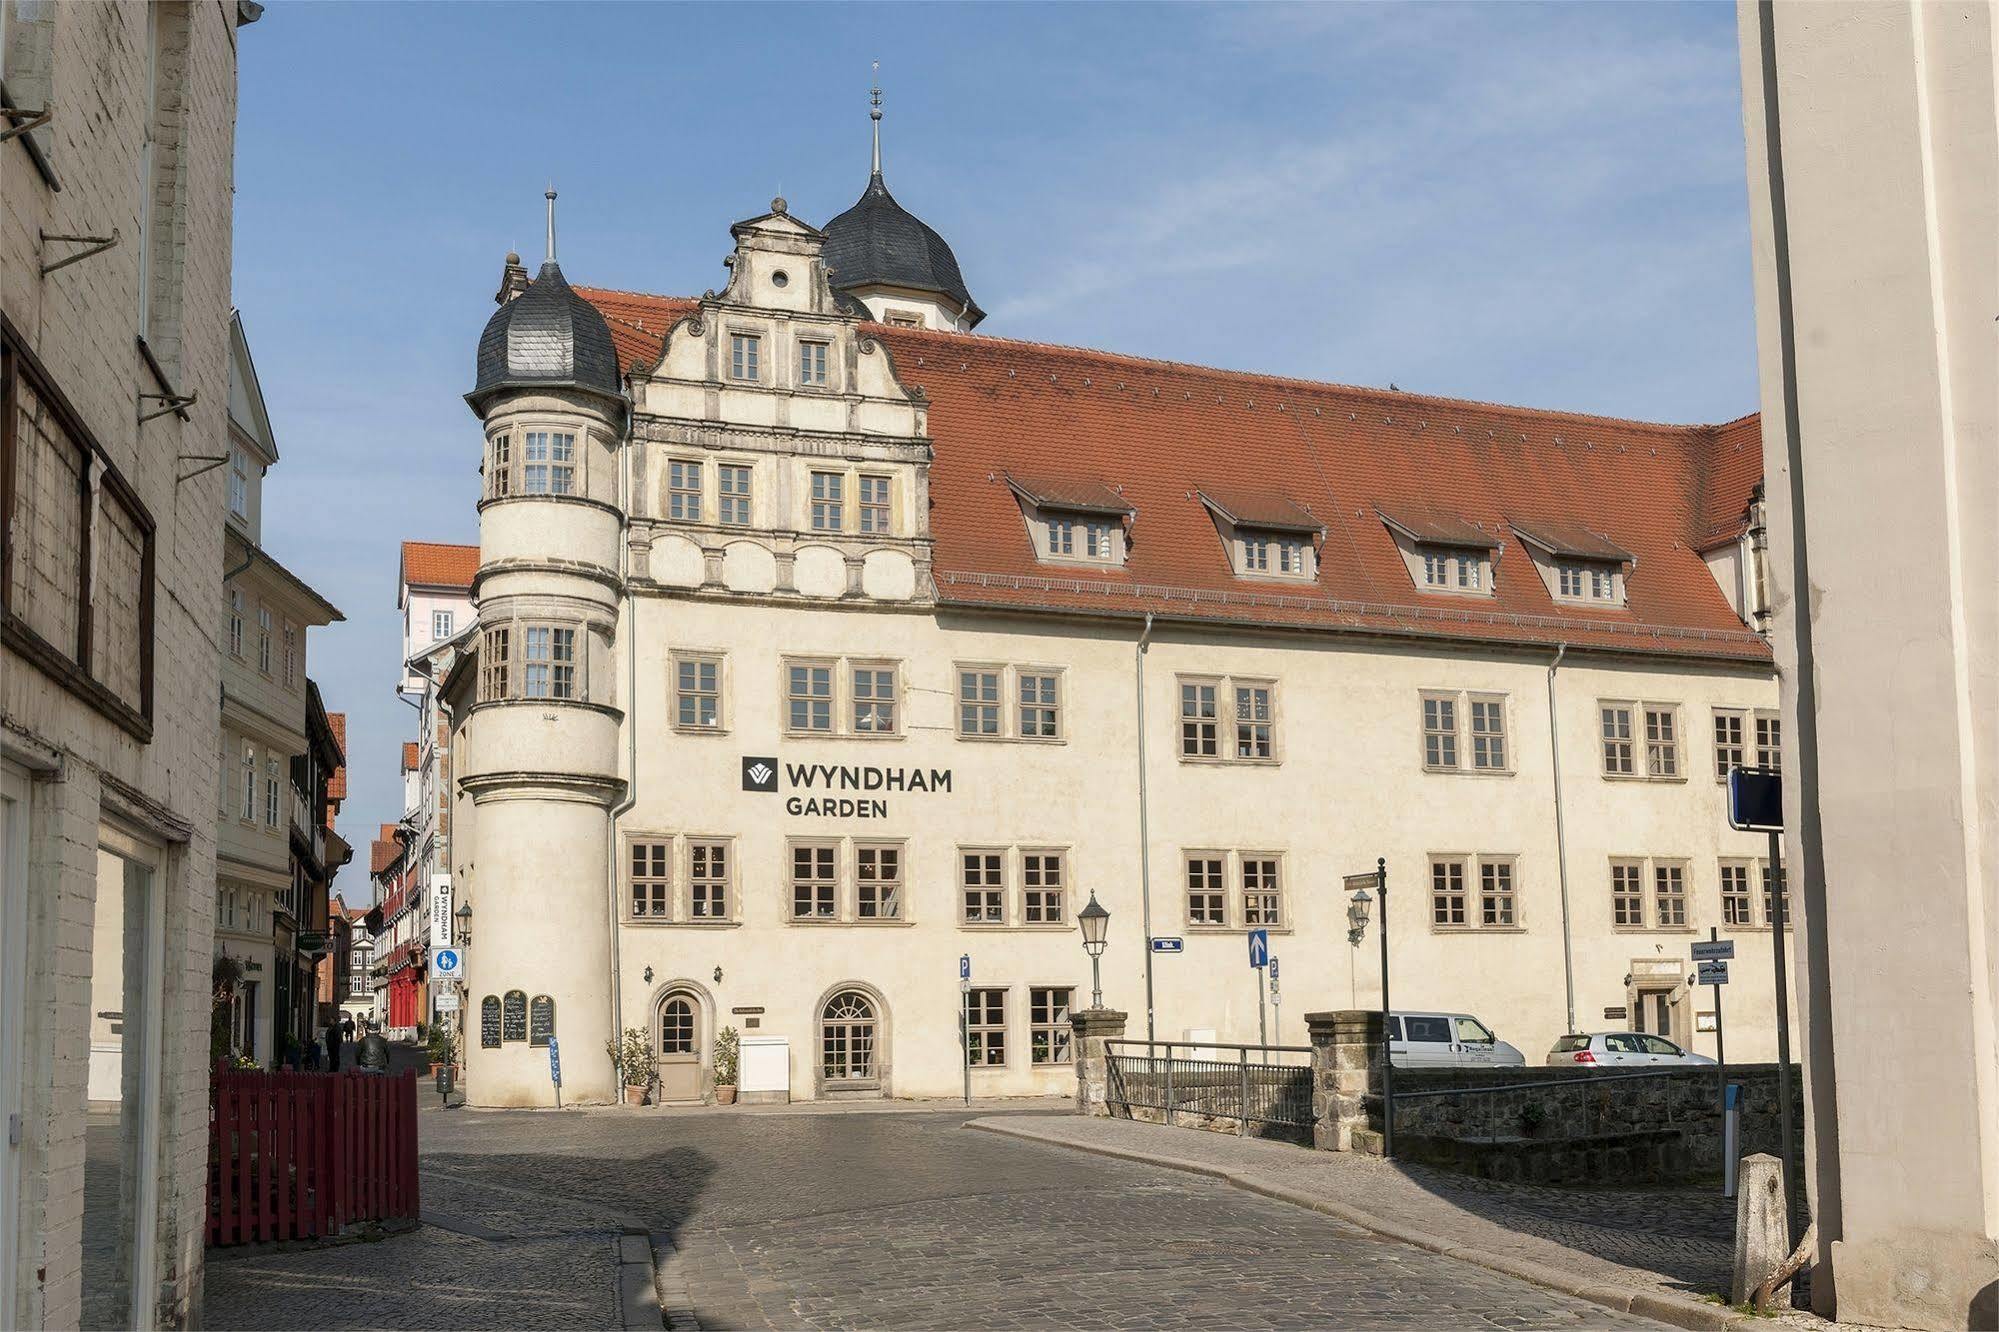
[1307,1010,1385,1154]
[1069,1008,1127,1116]
[1733,1153,1791,1306]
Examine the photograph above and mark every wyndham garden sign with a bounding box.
[742,756,953,819]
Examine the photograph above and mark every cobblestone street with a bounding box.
[203,1104,1675,1331]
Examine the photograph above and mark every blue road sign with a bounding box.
[433,947,462,979]
[1150,937,1184,953]
[959,953,971,981]
[1268,956,1279,982]
[1727,767,1783,832]
[1247,929,1270,969]
[548,1036,561,1086]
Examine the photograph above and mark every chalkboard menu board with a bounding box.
[529,995,555,1048]
[502,990,528,1043]
[480,996,502,1049]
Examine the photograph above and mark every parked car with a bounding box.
[1389,1012,1526,1068]
[1547,1032,1716,1067]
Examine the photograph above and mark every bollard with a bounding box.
[1722,1083,1742,1197]
[1731,1152,1789,1307]
[1238,1049,1249,1138]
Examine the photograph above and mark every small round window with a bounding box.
[771,270,789,288]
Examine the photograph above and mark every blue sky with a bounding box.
[231,1,1756,876]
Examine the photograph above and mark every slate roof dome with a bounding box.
[468,258,623,413]
[822,172,986,328]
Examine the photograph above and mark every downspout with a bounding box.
[1134,612,1156,1042]
[1546,642,1576,1034]
[606,405,637,1064]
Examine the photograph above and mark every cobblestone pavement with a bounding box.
[208,1101,1675,1331]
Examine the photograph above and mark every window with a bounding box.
[965,989,1006,1067]
[241,745,256,821]
[958,669,1001,736]
[1048,517,1075,557]
[1480,859,1516,926]
[730,334,761,381]
[488,434,511,498]
[257,607,272,674]
[1559,565,1583,598]
[228,448,248,518]
[1653,862,1687,927]
[962,851,1004,923]
[660,997,694,1054]
[1179,681,1218,757]
[821,991,878,1082]
[1469,697,1506,770]
[480,627,510,701]
[522,431,575,495]
[1242,856,1282,926]
[1720,861,1755,927]
[786,661,834,733]
[1754,713,1782,772]
[1085,521,1114,559]
[1043,515,1117,563]
[630,840,671,918]
[858,474,891,534]
[1234,683,1275,760]
[1601,704,1635,775]
[798,340,829,386]
[1422,695,1458,769]
[885,311,922,329]
[1181,676,1277,763]
[282,623,297,687]
[674,655,722,730]
[851,665,897,734]
[1763,861,1789,929]
[432,609,453,641]
[1421,549,1484,591]
[1186,855,1225,926]
[791,843,836,919]
[810,472,844,531]
[1431,858,1467,927]
[1555,561,1618,603]
[689,841,729,919]
[1022,851,1065,923]
[856,843,901,919]
[1713,710,1744,778]
[264,760,280,827]
[1030,988,1073,1064]
[1018,672,1060,739]
[228,589,244,658]
[1277,539,1307,576]
[522,626,576,700]
[1644,706,1680,778]
[668,460,702,521]
[1243,534,1270,573]
[1611,860,1645,927]
[718,464,752,525]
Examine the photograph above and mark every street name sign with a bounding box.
[1150,937,1184,954]
[1343,871,1381,893]
[1247,929,1270,969]
[1690,940,1736,962]
[1697,959,1731,986]
[433,989,460,1013]
[1727,767,1783,832]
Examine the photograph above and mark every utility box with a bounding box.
[739,1036,790,1104]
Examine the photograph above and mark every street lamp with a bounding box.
[454,901,472,946]
[1078,891,1110,1010]
[1347,886,1372,946]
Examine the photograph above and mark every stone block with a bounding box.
[1732,1152,1790,1306]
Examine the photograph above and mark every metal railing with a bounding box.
[1106,1040,1314,1135]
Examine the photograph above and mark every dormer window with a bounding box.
[1005,474,1133,569]
[1422,549,1484,591]
[1556,562,1618,603]
[1511,519,1634,609]
[1198,489,1322,583]
[1049,516,1115,561]
[1378,505,1497,598]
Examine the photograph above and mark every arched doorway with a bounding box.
[819,987,884,1095]
[655,990,704,1103]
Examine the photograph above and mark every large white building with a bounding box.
[441,130,1784,1109]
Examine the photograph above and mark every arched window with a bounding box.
[821,990,877,1083]
[659,997,695,1055]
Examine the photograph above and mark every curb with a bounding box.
[615,1227,662,1331]
[967,1118,1755,1332]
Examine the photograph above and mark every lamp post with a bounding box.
[454,901,472,947]
[1346,858,1393,1159]
[1078,891,1110,1010]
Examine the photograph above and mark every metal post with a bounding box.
[1255,970,1267,1053]
[1090,952,1103,1011]
[1163,1041,1174,1127]
[1710,926,1728,1125]
[1378,857,1393,1160]
[1237,1048,1249,1138]
[1134,616,1157,1043]
[1767,828,1796,1243]
[961,1004,971,1108]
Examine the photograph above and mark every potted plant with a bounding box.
[606,1027,654,1106]
[426,1025,456,1076]
[713,1025,740,1105]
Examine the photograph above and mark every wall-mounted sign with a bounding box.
[1602,1006,1628,1021]
[1690,939,1736,962]
[434,989,460,1013]
[1696,1011,1719,1033]
[529,995,555,1047]
[430,877,454,949]
[502,990,527,1042]
[480,996,501,1049]
[742,756,954,819]
[1150,937,1183,954]
[730,1006,765,1016]
[1696,960,1731,987]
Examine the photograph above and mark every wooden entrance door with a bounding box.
[656,994,703,1102]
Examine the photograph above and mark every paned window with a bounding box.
[810,471,844,531]
[1431,858,1467,927]
[488,434,511,498]
[791,843,836,919]
[1592,567,1614,599]
[965,989,1006,1067]
[856,843,902,919]
[729,334,760,381]
[958,669,1001,736]
[1235,683,1275,760]
[257,608,272,674]
[1048,517,1075,556]
[1085,521,1114,559]
[1180,681,1219,757]
[432,609,453,641]
[522,431,574,495]
[282,624,297,686]
[1611,861,1645,927]
[962,851,1004,923]
[1470,697,1506,770]
[718,464,752,525]
[1654,862,1688,927]
[675,656,721,729]
[1720,861,1754,927]
[1754,713,1782,772]
[689,841,729,919]
[1559,565,1583,598]
[1644,706,1680,778]
[1423,551,1449,586]
[1186,855,1225,925]
[798,340,829,386]
[1243,534,1269,573]
[1714,710,1745,778]
[241,744,256,820]
[787,661,834,733]
[1601,704,1635,775]
[229,589,244,658]
[1277,539,1306,576]
[1022,851,1065,923]
[1030,988,1073,1065]
[1763,862,1789,929]
[852,665,897,734]
[660,998,694,1053]
[630,841,671,918]
[480,627,510,701]
[1423,695,1458,768]
[859,474,891,534]
[1242,856,1282,926]
[264,760,280,827]
[668,459,702,521]
[1018,672,1060,739]
[228,448,248,517]
[1480,859,1516,926]
[822,991,878,1082]
[522,626,576,699]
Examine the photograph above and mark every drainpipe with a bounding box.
[1546,642,1576,1034]
[606,409,638,1059]
[1134,612,1156,1041]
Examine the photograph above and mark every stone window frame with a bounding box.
[782,656,837,735]
[808,469,845,532]
[953,663,1066,744]
[728,331,762,383]
[1713,706,1782,781]
[1418,546,1490,595]
[625,835,673,921]
[1653,859,1691,929]
[478,626,510,702]
[1718,857,1757,929]
[1240,852,1285,928]
[1019,847,1069,926]
[1429,854,1470,928]
[666,457,703,523]
[1029,986,1075,1065]
[717,461,754,526]
[1184,849,1228,929]
[959,846,1007,927]
[854,839,905,922]
[788,839,840,923]
[848,659,901,738]
[1176,674,1282,766]
[796,337,832,389]
[686,836,734,923]
[485,432,512,499]
[228,588,244,659]
[857,472,893,535]
[507,425,579,497]
[815,981,889,1094]
[0,317,158,740]
[256,606,273,676]
[1600,699,1689,782]
[1233,528,1315,583]
[1553,559,1622,606]
[670,650,726,734]
[779,654,904,740]
[1420,689,1513,775]
[1643,704,1682,779]
[520,622,579,700]
[1609,855,1695,933]
[964,986,1008,1068]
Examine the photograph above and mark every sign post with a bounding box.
[1247,929,1269,1051]
[959,954,971,1107]
[547,1036,562,1110]
[1728,766,1794,1239]
[1268,956,1280,1040]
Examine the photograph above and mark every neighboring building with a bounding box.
[1740,5,1997,1329]
[366,821,425,1036]
[319,896,366,1039]
[2,2,263,1324]
[216,313,342,1066]
[442,125,1781,1110]
[281,683,348,1060]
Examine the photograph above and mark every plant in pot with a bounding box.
[425,1025,456,1076]
[606,1027,654,1106]
[712,1025,740,1105]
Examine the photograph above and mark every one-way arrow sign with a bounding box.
[1247,928,1270,969]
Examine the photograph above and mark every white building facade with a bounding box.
[445,165,1783,1110]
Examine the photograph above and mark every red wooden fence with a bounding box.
[206,1067,420,1246]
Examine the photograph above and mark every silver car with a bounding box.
[1548,1032,1716,1067]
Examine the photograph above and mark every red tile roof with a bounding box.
[1694,413,1763,550]
[399,541,478,592]
[326,712,348,800]
[369,840,397,876]
[401,742,420,772]
[1376,503,1497,550]
[577,289,1768,663]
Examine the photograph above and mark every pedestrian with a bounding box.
[355,1020,390,1074]
[324,1018,344,1072]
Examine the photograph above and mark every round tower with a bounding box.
[459,192,625,1106]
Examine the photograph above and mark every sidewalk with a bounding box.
[970,1114,1838,1332]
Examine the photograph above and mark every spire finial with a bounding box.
[544,184,558,265]
[869,60,883,177]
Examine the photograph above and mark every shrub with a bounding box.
[713,1026,740,1085]
[606,1027,654,1088]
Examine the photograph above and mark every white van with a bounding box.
[1388,1012,1527,1068]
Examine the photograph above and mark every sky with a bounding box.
[231,1,1758,880]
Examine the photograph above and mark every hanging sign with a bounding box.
[430,876,454,949]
